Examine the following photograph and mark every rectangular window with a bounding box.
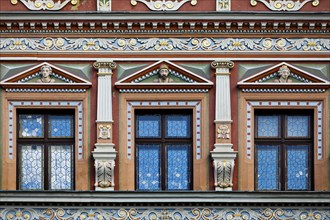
[135,110,192,190]
[255,110,313,191]
[17,110,75,190]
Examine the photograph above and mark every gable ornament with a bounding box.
[11,0,78,10]
[131,0,197,11]
[250,0,319,11]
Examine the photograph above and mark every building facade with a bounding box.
[0,0,329,219]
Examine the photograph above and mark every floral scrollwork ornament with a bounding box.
[250,0,319,11]
[11,0,78,10]
[131,0,197,11]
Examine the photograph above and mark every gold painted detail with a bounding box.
[250,0,319,11]
[130,0,197,11]
[1,37,329,52]
[11,0,77,10]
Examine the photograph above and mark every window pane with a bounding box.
[287,145,310,190]
[166,115,191,138]
[136,115,161,138]
[19,145,44,190]
[49,145,73,190]
[19,114,44,138]
[48,115,74,138]
[256,145,279,190]
[257,115,279,137]
[287,116,309,137]
[137,144,161,190]
[166,144,191,190]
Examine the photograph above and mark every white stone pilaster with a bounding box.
[210,60,237,191]
[92,60,117,191]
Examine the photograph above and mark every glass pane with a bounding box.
[48,115,74,138]
[19,114,44,138]
[136,115,161,138]
[166,144,191,190]
[166,115,191,138]
[287,116,309,137]
[256,145,279,190]
[257,115,279,137]
[49,145,73,190]
[19,145,44,190]
[287,145,310,190]
[137,144,161,190]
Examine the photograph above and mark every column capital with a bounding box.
[93,61,117,75]
[211,60,234,70]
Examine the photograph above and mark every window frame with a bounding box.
[16,109,75,190]
[134,109,193,191]
[254,109,314,191]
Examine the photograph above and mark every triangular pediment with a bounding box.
[0,62,91,92]
[238,62,330,92]
[115,61,213,92]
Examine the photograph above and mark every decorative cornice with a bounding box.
[131,0,197,11]
[119,88,209,93]
[251,0,319,11]
[1,37,329,53]
[0,12,329,32]
[11,0,78,11]
[211,60,234,69]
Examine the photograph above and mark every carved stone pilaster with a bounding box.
[93,60,117,191]
[211,144,237,191]
[92,143,117,191]
[211,60,237,191]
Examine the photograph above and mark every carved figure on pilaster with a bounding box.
[98,124,111,139]
[274,65,292,83]
[217,125,230,139]
[214,160,234,190]
[95,160,114,189]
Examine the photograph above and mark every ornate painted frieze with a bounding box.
[11,0,78,10]
[1,207,329,219]
[250,0,319,11]
[246,101,323,160]
[0,37,329,52]
[7,101,84,160]
[131,0,197,11]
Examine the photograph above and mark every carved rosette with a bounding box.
[217,124,231,143]
[95,161,114,189]
[98,124,111,140]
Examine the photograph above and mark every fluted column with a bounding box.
[92,60,117,191]
[210,60,237,191]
